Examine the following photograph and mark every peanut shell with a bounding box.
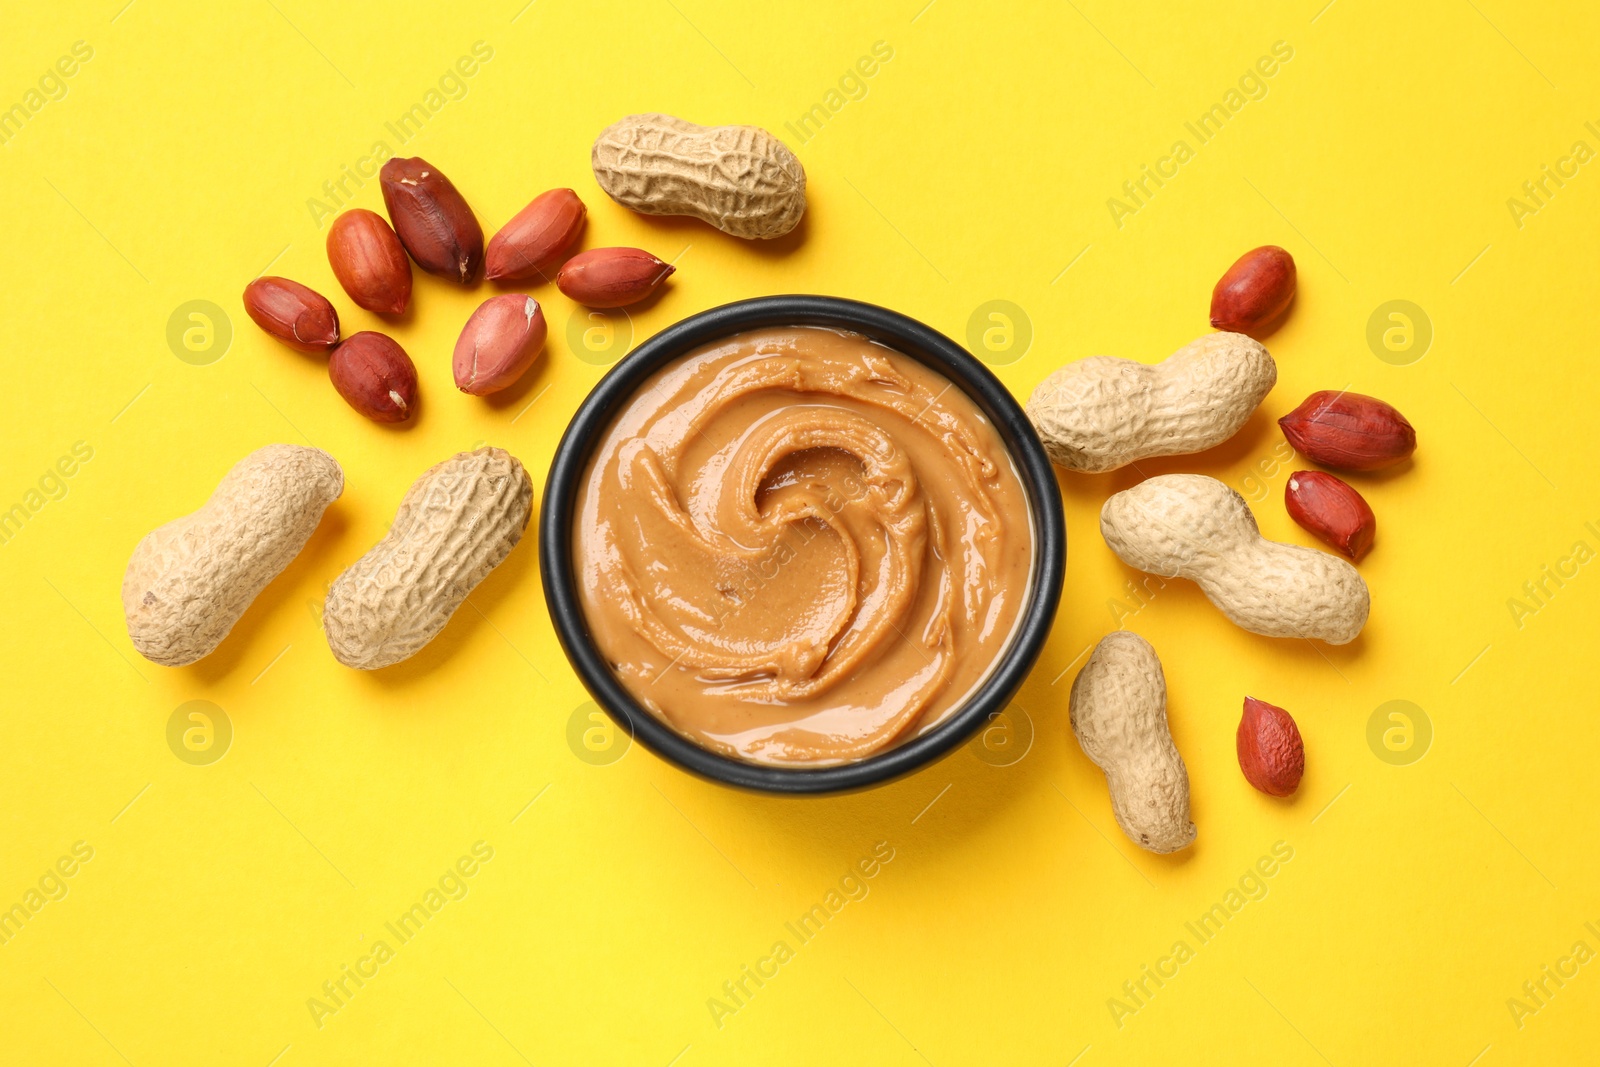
[1100,474,1369,644]
[1070,631,1195,854]
[324,448,532,669]
[591,113,806,239]
[123,445,344,666]
[1026,333,1276,473]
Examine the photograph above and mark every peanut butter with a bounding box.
[574,326,1033,765]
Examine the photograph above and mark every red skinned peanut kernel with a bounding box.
[1237,697,1305,797]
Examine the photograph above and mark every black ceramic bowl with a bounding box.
[540,296,1065,794]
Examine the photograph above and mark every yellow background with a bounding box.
[3,0,1597,1063]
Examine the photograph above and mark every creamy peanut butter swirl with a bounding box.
[575,326,1033,765]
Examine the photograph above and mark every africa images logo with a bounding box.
[1106,41,1295,229]
[306,842,494,1029]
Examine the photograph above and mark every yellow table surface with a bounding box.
[4,1,1597,1063]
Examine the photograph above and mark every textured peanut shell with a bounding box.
[1070,631,1195,854]
[591,113,806,239]
[1100,474,1369,644]
[324,448,532,669]
[1025,332,1276,473]
[122,444,344,666]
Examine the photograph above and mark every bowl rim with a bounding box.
[539,294,1065,794]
